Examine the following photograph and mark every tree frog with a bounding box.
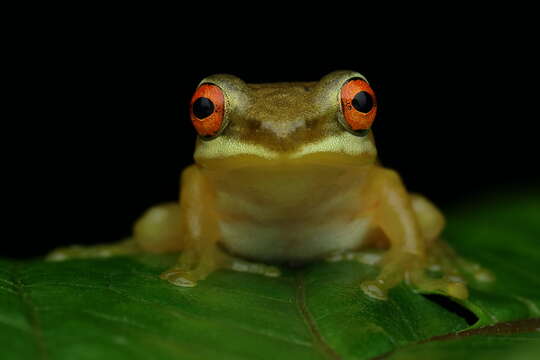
[50,71,486,300]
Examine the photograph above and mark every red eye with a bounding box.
[190,83,225,138]
[340,78,377,135]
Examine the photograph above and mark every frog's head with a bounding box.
[190,71,378,169]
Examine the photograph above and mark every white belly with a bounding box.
[219,216,372,262]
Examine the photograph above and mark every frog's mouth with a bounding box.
[194,131,378,170]
[196,153,376,174]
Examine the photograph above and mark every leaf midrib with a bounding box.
[295,272,342,360]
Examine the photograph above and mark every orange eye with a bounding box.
[190,83,225,139]
[340,78,377,136]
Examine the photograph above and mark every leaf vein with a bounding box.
[0,315,30,334]
[11,263,49,360]
[0,277,15,286]
[0,284,18,295]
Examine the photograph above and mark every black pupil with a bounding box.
[352,91,373,113]
[193,97,215,119]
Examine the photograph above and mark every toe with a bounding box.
[160,269,199,287]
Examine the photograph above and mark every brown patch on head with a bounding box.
[224,81,342,152]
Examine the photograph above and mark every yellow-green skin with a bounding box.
[50,71,479,300]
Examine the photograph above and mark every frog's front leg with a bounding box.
[160,165,280,287]
[158,164,223,286]
[360,168,468,300]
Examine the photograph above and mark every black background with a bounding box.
[4,13,538,258]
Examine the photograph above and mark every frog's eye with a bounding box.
[339,78,377,136]
[190,83,226,139]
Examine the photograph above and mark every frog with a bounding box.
[49,70,490,300]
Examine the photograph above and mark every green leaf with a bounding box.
[1,190,539,360]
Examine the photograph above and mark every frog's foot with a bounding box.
[360,248,469,301]
[161,248,281,287]
[407,266,469,300]
[47,238,141,261]
[428,240,495,284]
